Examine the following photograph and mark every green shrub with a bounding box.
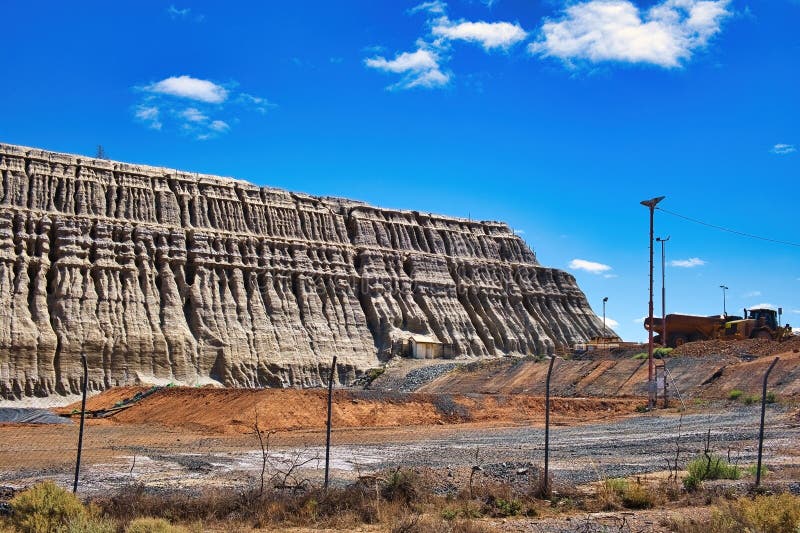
[745,464,768,478]
[125,517,188,533]
[366,367,385,382]
[683,454,740,490]
[743,394,760,405]
[9,481,87,533]
[600,478,653,509]
[632,353,648,360]
[765,391,777,404]
[492,498,522,517]
[728,389,743,400]
[654,347,673,358]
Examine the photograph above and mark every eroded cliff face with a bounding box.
[0,143,606,399]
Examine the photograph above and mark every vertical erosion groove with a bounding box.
[0,143,606,398]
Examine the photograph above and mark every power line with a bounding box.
[656,207,800,248]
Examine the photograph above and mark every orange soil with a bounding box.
[59,387,641,436]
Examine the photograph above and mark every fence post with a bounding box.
[756,357,779,488]
[542,355,556,497]
[324,355,337,492]
[73,354,88,493]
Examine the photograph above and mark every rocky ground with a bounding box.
[2,343,799,531]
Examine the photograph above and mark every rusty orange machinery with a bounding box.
[644,308,792,348]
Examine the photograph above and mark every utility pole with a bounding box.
[720,285,729,317]
[656,236,670,346]
[602,296,608,340]
[641,196,665,409]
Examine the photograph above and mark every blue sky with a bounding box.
[1,0,797,342]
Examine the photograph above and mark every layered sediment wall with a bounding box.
[0,143,606,399]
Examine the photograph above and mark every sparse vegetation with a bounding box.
[8,482,88,533]
[597,478,655,510]
[744,464,768,478]
[669,494,800,533]
[743,394,760,405]
[654,347,673,358]
[366,367,386,383]
[728,389,743,400]
[632,352,648,360]
[125,518,188,533]
[683,453,740,490]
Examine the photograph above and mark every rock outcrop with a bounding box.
[0,143,607,399]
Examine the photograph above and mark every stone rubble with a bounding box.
[0,143,606,399]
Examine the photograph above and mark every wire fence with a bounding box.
[0,357,793,502]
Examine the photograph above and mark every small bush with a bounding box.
[492,498,522,517]
[765,391,777,404]
[743,394,760,405]
[654,347,673,358]
[9,481,87,533]
[382,469,424,506]
[728,389,743,400]
[714,494,800,533]
[684,454,740,490]
[598,478,653,510]
[125,517,188,533]
[366,367,385,382]
[620,481,653,509]
[745,464,768,478]
[632,353,648,360]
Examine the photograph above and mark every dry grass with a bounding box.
[667,493,800,533]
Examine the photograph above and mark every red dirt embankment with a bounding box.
[418,350,800,399]
[60,387,640,435]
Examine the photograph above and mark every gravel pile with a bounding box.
[398,363,458,392]
[673,336,800,358]
[480,461,542,489]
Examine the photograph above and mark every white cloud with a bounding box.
[743,290,762,298]
[603,273,618,279]
[603,317,619,328]
[144,75,228,103]
[771,143,796,155]
[750,303,777,311]
[167,5,204,22]
[365,48,450,89]
[209,120,230,132]
[790,309,800,315]
[569,258,612,274]
[530,0,731,68]
[432,20,528,50]
[180,107,207,123]
[167,5,190,18]
[236,93,276,114]
[409,0,447,15]
[133,77,271,139]
[670,257,706,267]
[134,105,162,130]
[632,316,648,323]
[367,3,529,89]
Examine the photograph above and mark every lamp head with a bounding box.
[640,196,666,208]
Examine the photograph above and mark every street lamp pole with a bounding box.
[602,297,608,338]
[641,196,665,409]
[656,236,670,346]
[720,285,729,317]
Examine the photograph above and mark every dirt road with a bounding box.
[2,401,797,497]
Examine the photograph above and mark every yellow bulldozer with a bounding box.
[643,307,792,348]
[724,307,793,342]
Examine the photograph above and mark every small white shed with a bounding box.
[409,334,443,359]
